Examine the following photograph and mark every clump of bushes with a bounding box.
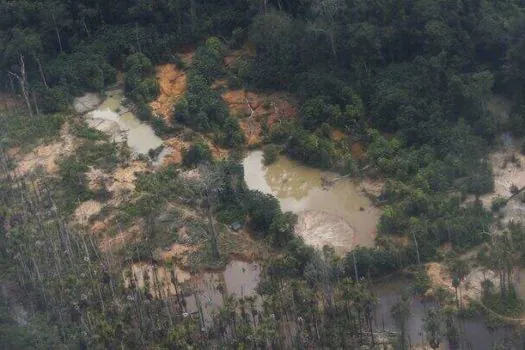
[123,53,159,103]
[263,144,280,165]
[182,142,213,167]
[491,196,507,212]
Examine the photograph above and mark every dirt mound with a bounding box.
[150,64,187,120]
[294,210,355,255]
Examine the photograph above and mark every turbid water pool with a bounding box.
[243,150,380,254]
[84,89,165,155]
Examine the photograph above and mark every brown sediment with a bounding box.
[163,137,190,165]
[150,64,187,121]
[222,90,298,145]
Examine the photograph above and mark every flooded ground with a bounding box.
[243,150,380,254]
[85,89,167,156]
[125,260,261,321]
[373,277,515,349]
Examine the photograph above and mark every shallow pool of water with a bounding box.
[243,151,380,253]
[125,260,261,323]
[373,277,516,349]
[86,90,164,155]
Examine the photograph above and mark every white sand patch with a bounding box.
[73,93,102,113]
[294,210,355,255]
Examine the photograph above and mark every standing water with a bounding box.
[243,150,380,254]
[85,89,164,155]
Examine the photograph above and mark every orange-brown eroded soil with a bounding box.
[162,137,190,165]
[150,64,187,120]
[222,90,298,145]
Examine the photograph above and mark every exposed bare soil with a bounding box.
[222,90,298,145]
[73,200,103,225]
[150,64,187,120]
[14,122,75,176]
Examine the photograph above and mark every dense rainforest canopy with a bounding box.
[1,0,525,348]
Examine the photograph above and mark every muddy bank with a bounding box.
[243,151,380,254]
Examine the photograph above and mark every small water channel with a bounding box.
[243,150,380,254]
[83,90,166,156]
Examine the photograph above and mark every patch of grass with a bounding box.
[263,144,280,165]
[70,121,107,141]
[76,140,119,171]
[55,157,94,214]
[0,113,65,150]
[482,290,524,318]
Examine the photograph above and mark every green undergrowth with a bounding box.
[0,113,65,150]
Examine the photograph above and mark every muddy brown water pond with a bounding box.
[243,150,380,254]
[84,90,168,156]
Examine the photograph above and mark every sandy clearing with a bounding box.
[73,200,103,225]
[14,122,75,176]
[426,262,499,304]
[294,210,355,255]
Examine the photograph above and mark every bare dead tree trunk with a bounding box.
[32,91,40,116]
[412,230,421,267]
[52,13,64,53]
[34,56,49,88]
[8,55,33,118]
[82,17,90,37]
